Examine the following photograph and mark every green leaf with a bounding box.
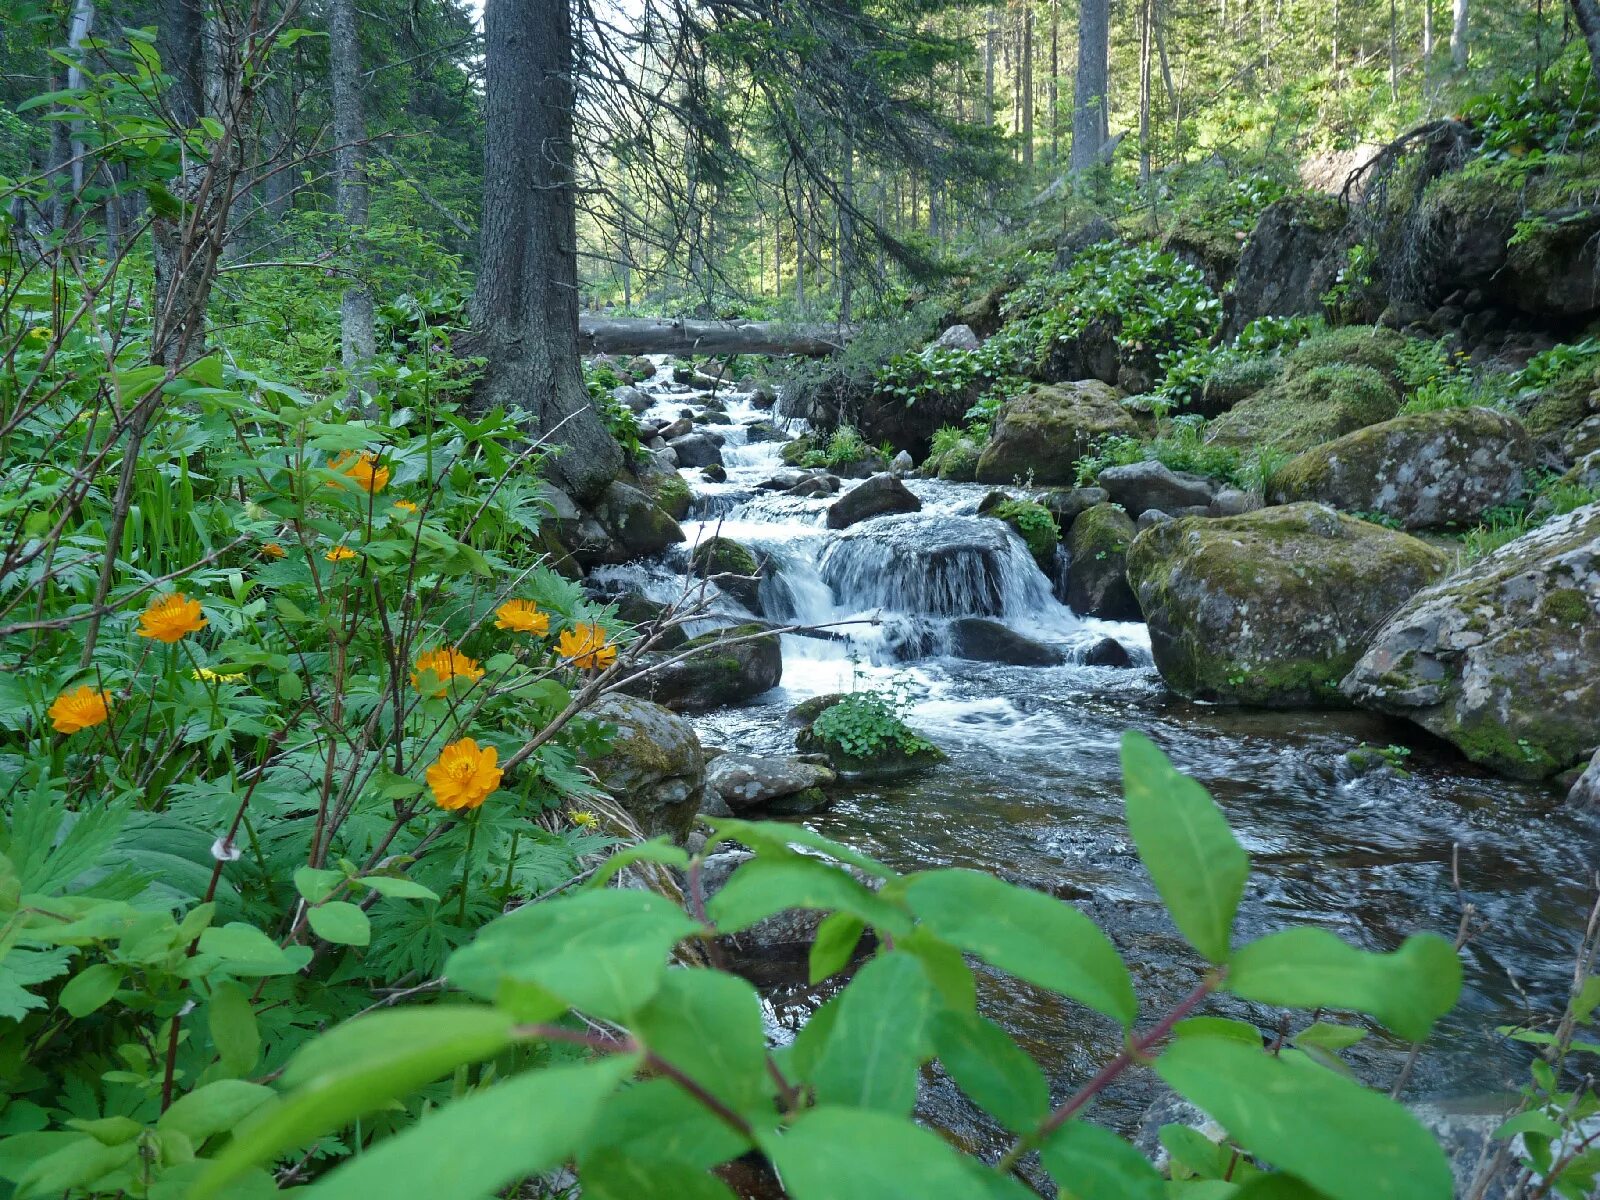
[583,1156,738,1200]
[632,969,772,1113]
[1573,975,1600,1023]
[1039,1120,1164,1199]
[931,1010,1049,1133]
[58,963,119,1018]
[1155,1037,1453,1200]
[809,912,866,984]
[197,923,308,977]
[1227,928,1461,1042]
[577,1078,750,1171]
[208,980,260,1076]
[293,867,344,903]
[300,1057,636,1200]
[307,902,371,946]
[447,889,700,1020]
[809,953,938,1115]
[357,875,439,901]
[1121,732,1248,964]
[762,1106,1008,1199]
[708,856,909,937]
[1294,1023,1367,1052]
[157,1081,275,1145]
[706,817,897,879]
[1175,1017,1263,1045]
[14,1136,136,1198]
[1161,1123,1231,1179]
[904,870,1135,1027]
[582,838,690,891]
[190,1006,516,1199]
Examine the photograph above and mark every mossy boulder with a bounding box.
[1281,326,1409,385]
[623,623,783,712]
[691,536,765,613]
[581,694,704,842]
[1521,360,1600,446]
[926,436,982,482]
[1126,503,1451,706]
[988,499,1060,563]
[704,753,837,817]
[781,435,819,466]
[582,480,685,565]
[1206,364,1400,454]
[976,381,1135,485]
[1066,502,1141,620]
[1224,195,1355,336]
[612,591,687,650]
[1195,357,1282,417]
[1270,406,1534,529]
[639,470,692,521]
[792,695,947,781]
[1341,502,1600,779]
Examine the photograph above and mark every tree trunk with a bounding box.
[329,0,374,392]
[1451,0,1468,68]
[1389,0,1400,99]
[1571,0,1600,85]
[839,133,855,324]
[577,317,848,356]
[471,0,621,504]
[1422,0,1433,58]
[1021,2,1034,169]
[1049,0,1059,165]
[1069,0,1111,172]
[66,0,95,199]
[1138,0,1153,189]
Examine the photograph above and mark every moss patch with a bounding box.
[989,499,1060,561]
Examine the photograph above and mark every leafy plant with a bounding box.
[809,688,934,760]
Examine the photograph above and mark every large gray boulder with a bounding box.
[585,480,685,564]
[1224,195,1354,337]
[932,323,982,352]
[1342,503,1600,779]
[1127,503,1451,706]
[949,617,1067,666]
[1569,748,1600,807]
[1066,503,1141,620]
[704,753,837,816]
[826,473,922,530]
[623,623,783,712]
[582,695,705,842]
[976,381,1134,486]
[668,433,724,469]
[1270,406,1534,529]
[1096,461,1216,517]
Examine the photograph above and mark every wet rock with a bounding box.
[932,323,982,352]
[698,850,876,965]
[1342,502,1600,779]
[624,623,783,712]
[1569,748,1600,806]
[1040,486,1110,530]
[1127,503,1451,706]
[925,436,981,482]
[626,356,656,379]
[691,536,765,613]
[788,475,833,498]
[583,480,685,565]
[759,469,806,491]
[793,697,947,781]
[668,433,725,469]
[785,693,849,726]
[615,385,653,413]
[890,450,915,476]
[639,469,691,521]
[976,381,1135,486]
[1097,460,1216,515]
[701,463,727,483]
[659,416,693,441]
[1079,636,1133,667]
[581,695,704,842]
[705,753,837,816]
[1208,486,1259,517]
[1067,503,1141,620]
[672,363,695,384]
[611,591,687,651]
[744,420,785,443]
[698,411,733,426]
[1224,194,1354,337]
[826,473,922,530]
[948,617,1067,666]
[1270,407,1534,529]
[750,383,778,409]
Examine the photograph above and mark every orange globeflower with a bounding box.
[494,599,550,636]
[48,686,111,734]
[325,545,358,562]
[557,623,616,670]
[411,647,485,697]
[427,738,502,811]
[137,593,208,643]
[328,450,390,494]
[261,542,288,559]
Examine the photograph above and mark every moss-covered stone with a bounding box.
[1282,325,1409,385]
[1269,406,1534,529]
[690,536,765,612]
[781,435,819,466]
[989,499,1060,562]
[927,437,981,481]
[1196,356,1282,416]
[1521,361,1600,443]
[588,480,685,564]
[641,471,692,521]
[1343,502,1600,779]
[975,381,1135,485]
[1207,363,1400,453]
[1127,503,1450,706]
[581,694,704,842]
[622,623,783,712]
[1066,502,1141,620]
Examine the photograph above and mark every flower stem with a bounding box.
[457,812,478,926]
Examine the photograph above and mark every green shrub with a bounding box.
[809,689,934,759]
[801,425,877,469]
[990,499,1061,559]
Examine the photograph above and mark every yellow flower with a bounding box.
[494,599,550,636]
[27,327,49,342]
[328,450,390,494]
[325,545,357,563]
[426,738,502,811]
[261,542,287,559]
[191,667,245,684]
[557,623,616,670]
[137,593,208,643]
[393,500,418,514]
[569,809,599,830]
[48,686,111,734]
[411,647,485,697]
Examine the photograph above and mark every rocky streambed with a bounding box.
[579,359,1600,1159]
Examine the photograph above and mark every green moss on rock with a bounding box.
[1208,363,1400,453]
[975,381,1135,485]
[989,499,1060,561]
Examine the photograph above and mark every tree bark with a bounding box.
[471,0,622,504]
[576,317,848,357]
[329,0,374,392]
[1451,0,1468,68]
[1021,2,1034,169]
[1069,0,1111,172]
[1571,0,1600,86]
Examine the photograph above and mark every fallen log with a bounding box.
[577,316,852,357]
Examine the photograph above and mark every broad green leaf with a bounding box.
[14,1136,136,1198]
[293,867,344,903]
[1121,732,1248,964]
[583,1156,737,1200]
[357,875,439,901]
[1155,1037,1452,1200]
[1227,928,1461,1042]
[190,1006,516,1199]
[157,1081,275,1144]
[904,870,1136,1027]
[1161,1123,1231,1179]
[207,980,260,1076]
[1294,1023,1367,1052]
[196,923,305,977]
[1175,1017,1263,1045]
[931,1010,1049,1133]
[307,901,371,946]
[707,856,910,937]
[810,953,938,1115]
[582,838,690,891]
[577,1078,751,1171]
[705,818,896,879]
[300,1057,636,1200]
[809,912,866,984]
[58,963,119,1018]
[1573,975,1600,1023]
[447,889,699,1020]
[762,1106,1002,1199]
[632,969,772,1113]
[1040,1120,1164,1199]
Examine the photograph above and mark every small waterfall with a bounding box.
[819,514,1057,618]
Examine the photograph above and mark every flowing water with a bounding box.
[603,366,1600,1150]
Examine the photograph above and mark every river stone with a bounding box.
[1067,503,1141,621]
[826,473,922,530]
[698,411,733,426]
[581,694,704,842]
[1341,502,1600,779]
[701,463,727,483]
[744,420,784,443]
[638,469,691,521]
[624,623,783,712]
[785,693,849,726]
[1270,406,1534,529]
[612,591,687,650]
[668,432,724,468]
[929,437,981,481]
[1127,503,1451,706]
[579,480,684,565]
[890,450,915,476]
[759,469,806,491]
[1209,486,1258,517]
[1096,461,1215,516]
[615,384,652,413]
[1079,637,1134,668]
[795,722,946,781]
[691,536,764,613]
[975,381,1135,486]
[1570,749,1600,806]
[659,416,693,440]
[705,753,837,816]
[949,617,1067,666]
[626,356,655,379]
[1040,486,1110,531]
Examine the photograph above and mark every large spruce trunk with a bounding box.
[1069,0,1111,172]
[330,0,375,385]
[1572,0,1600,87]
[471,0,621,504]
